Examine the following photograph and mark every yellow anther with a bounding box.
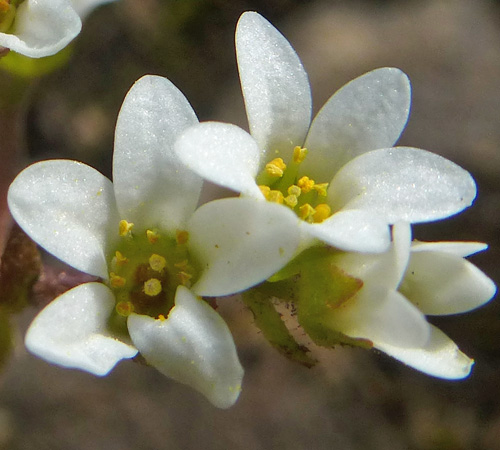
[299,203,316,221]
[313,183,329,197]
[174,260,190,271]
[297,176,315,193]
[158,314,166,321]
[284,195,298,208]
[293,146,308,163]
[146,229,159,244]
[119,220,134,236]
[258,185,271,199]
[0,1,10,13]
[288,184,301,197]
[110,272,126,288]
[313,204,332,223]
[178,271,193,287]
[115,251,128,266]
[265,158,287,177]
[176,230,189,245]
[116,301,134,317]
[267,190,284,204]
[149,254,167,272]
[144,278,162,296]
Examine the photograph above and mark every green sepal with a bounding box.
[0,44,73,78]
[242,289,317,368]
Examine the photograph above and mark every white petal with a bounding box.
[329,147,477,223]
[236,12,312,160]
[70,0,117,19]
[25,283,138,375]
[411,241,488,258]
[188,198,300,296]
[327,286,430,348]
[376,325,473,379]
[0,0,81,58]
[400,251,497,315]
[113,75,202,231]
[174,122,262,198]
[391,222,412,287]
[8,160,118,278]
[128,286,244,409]
[301,209,390,253]
[303,68,411,182]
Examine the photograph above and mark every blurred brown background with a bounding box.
[1,0,500,448]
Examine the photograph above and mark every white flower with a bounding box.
[0,0,117,58]
[8,75,300,408]
[174,12,476,254]
[325,223,496,379]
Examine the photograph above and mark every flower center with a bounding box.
[107,220,198,319]
[0,0,21,34]
[256,146,332,223]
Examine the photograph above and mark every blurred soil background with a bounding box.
[1,0,500,448]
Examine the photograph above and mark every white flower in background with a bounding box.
[0,0,117,58]
[174,12,476,254]
[325,223,496,378]
[8,75,300,408]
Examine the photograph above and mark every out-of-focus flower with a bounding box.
[174,12,476,254]
[310,223,496,379]
[0,0,117,58]
[8,75,300,408]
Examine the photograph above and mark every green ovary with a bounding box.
[107,220,198,319]
[256,146,332,224]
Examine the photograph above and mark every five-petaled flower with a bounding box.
[174,12,476,254]
[319,222,496,378]
[0,0,117,58]
[8,75,300,408]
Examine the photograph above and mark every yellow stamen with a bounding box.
[176,230,189,245]
[149,254,167,272]
[313,204,332,223]
[115,251,128,266]
[110,272,126,288]
[259,185,271,199]
[174,260,190,271]
[146,229,159,244]
[313,183,329,197]
[299,203,316,221]
[265,158,287,177]
[0,1,10,14]
[297,176,315,193]
[178,271,193,287]
[144,278,162,296]
[116,301,134,317]
[158,314,166,321]
[267,190,284,204]
[119,220,134,236]
[287,185,301,197]
[293,146,308,163]
[284,194,298,208]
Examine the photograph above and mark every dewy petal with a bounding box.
[188,198,300,296]
[411,241,488,258]
[8,160,119,278]
[25,283,138,375]
[329,147,477,224]
[236,12,312,160]
[113,75,202,232]
[400,250,497,315]
[128,286,244,409]
[326,286,430,348]
[376,325,474,379]
[302,68,411,182]
[174,122,262,198]
[0,0,81,58]
[301,209,390,253]
[70,0,117,20]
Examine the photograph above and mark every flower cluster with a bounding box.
[7,11,496,408]
[0,0,116,58]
